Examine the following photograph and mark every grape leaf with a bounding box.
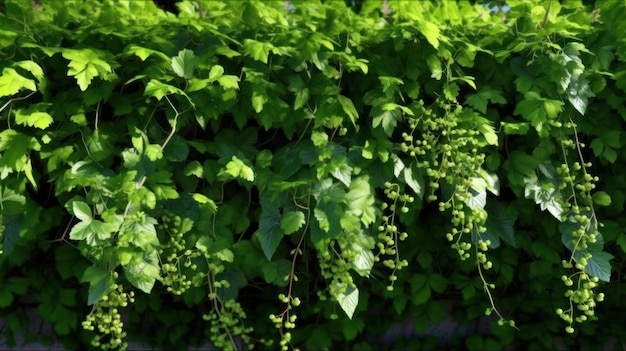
[171,49,198,79]
[124,251,160,293]
[72,201,92,222]
[281,211,305,235]
[337,286,359,319]
[0,68,36,97]
[261,259,292,286]
[258,195,284,260]
[62,48,113,91]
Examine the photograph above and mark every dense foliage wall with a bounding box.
[1,0,626,350]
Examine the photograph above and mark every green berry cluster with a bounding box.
[557,271,604,333]
[157,211,200,295]
[81,279,134,350]
[203,299,253,351]
[556,120,605,332]
[402,99,491,262]
[269,294,301,351]
[317,235,358,300]
[376,181,412,291]
[401,98,506,318]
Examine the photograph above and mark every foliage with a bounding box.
[1,0,626,350]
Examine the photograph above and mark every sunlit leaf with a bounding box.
[171,49,198,79]
[281,211,305,235]
[337,286,359,319]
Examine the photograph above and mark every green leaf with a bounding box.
[345,176,376,225]
[0,187,26,215]
[88,277,111,306]
[337,95,358,127]
[80,265,109,289]
[14,61,44,82]
[163,134,189,162]
[124,251,160,293]
[372,107,401,137]
[592,191,612,206]
[171,49,198,79]
[0,68,36,97]
[257,195,284,260]
[216,269,248,301]
[466,87,506,114]
[403,166,424,198]
[281,211,305,235]
[501,122,530,135]
[484,200,516,248]
[217,75,240,90]
[208,65,224,81]
[331,161,353,187]
[221,156,254,182]
[428,274,448,293]
[352,247,374,277]
[62,48,114,91]
[418,21,440,48]
[0,289,14,308]
[555,43,594,115]
[337,286,359,319]
[508,151,539,177]
[426,55,442,80]
[513,92,563,136]
[72,201,92,222]
[243,39,273,64]
[465,188,486,210]
[69,219,116,242]
[2,215,21,255]
[192,193,218,213]
[80,266,111,305]
[123,45,169,61]
[144,79,187,100]
[524,173,563,220]
[261,259,292,287]
[584,251,613,282]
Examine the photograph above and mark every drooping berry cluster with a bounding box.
[316,235,358,300]
[376,181,411,291]
[203,299,253,351]
[82,279,134,350]
[401,99,488,258]
[269,293,301,351]
[555,119,605,332]
[400,97,508,320]
[157,211,201,295]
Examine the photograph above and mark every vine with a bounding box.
[0,1,623,351]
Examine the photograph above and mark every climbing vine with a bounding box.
[1,0,626,350]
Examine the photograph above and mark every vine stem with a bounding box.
[0,91,36,114]
[276,187,311,342]
[474,223,519,330]
[207,273,237,350]
[123,95,183,217]
[541,0,552,28]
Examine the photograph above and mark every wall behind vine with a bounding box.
[1,0,626,350]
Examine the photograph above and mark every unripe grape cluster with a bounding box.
[203,299,253,351]
[81,279,134,350]
[317,235,358,300]
[400,98,501,315]
[376,182,412,291]
[401,100,489,262]
[269,293,301,351]
[555,119,605,332]
[157,211,201,295]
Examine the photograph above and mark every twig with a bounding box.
[0,91,36,114]
[541,0,552,28]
